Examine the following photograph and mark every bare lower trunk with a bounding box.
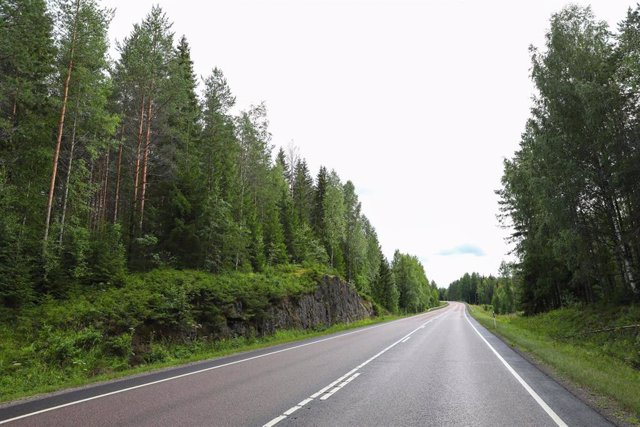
[44,0,80,246]
[609,197,637,293]
[91,158,102,231]
[87,159,95,228]
[132,95,146,208]
[128,94,147,252]
[612,198,636,293]
[58,103,79,246]
[100,149,110,225]
[113,139,123,223]
[139,97,153,230]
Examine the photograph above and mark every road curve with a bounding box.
[0,302,611,426]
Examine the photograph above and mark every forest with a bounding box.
[445,263,516,315]
[0,0,439,317]
[447,5,640,315]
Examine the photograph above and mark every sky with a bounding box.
[103,0,635,287]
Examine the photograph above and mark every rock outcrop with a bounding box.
[216,275,374,339]
[261,275,374,334]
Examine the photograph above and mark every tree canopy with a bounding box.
[498,5,640,313]
[0,0,436,315]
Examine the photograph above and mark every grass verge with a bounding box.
[467,304,640,425]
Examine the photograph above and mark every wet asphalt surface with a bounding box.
[0,302,612,426]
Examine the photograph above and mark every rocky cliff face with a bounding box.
[129,274,373,362]
[186,275,376,339]
[217,275,374,339]
[261,275,375,334]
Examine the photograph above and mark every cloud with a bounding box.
[437,244,486,257]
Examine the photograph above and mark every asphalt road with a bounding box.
[0,302,612,426]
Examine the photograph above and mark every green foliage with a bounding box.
[446,266,516,314]
[372,257,399,313]
[0,266,353,400]
[499,5,640,313]
[0,294,401,403]
[392,251,436,313]
[0,0,56,305]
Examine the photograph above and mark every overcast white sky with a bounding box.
[103,0,634,287]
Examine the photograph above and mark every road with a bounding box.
[0,302,612,426]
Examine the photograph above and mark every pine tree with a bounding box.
[312,166,328,236]
[44,0,82,245]
[291,159,314,226]
[154,35,204,267]
[373,258,398,313]
[0,0,55,304]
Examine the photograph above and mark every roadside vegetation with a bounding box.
[468,305,640,423]
[0,0,442,402]
[0,262,439,403]
[0,305,405,403]
[497,5,640,311]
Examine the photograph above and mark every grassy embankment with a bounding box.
[0,266,440,403]
[468,304,640,423]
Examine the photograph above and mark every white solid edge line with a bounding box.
[0,308,444,425]
[464,311,568,427]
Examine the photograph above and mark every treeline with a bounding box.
[0,1,437,314]
[498,5,640,314]
[375,252,439,314]
[444,264,516,314]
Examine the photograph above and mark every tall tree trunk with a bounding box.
[92,157,102,231]
[128,95,147,256]
[132,94,146,208]
[58,98,80,247]
[44,0,80,246]
[103,149,110,223]
[113,135,124,223]
[87,158,95,229]
[610,197,636,293]
[139,96,153,230]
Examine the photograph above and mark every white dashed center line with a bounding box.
[262,310,448,426]
[320,372,361,401]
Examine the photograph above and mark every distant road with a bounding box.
[0,302,611,426]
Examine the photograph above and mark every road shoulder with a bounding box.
[466,305,636,427]
[464,307,615,427]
